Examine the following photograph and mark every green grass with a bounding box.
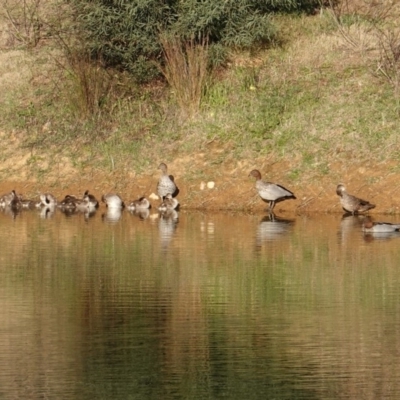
[1,7,400,182]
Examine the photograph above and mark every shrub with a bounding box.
[68,0,321,83]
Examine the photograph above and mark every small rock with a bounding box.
[207,181,215,189]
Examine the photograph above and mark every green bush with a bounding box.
[69,0,321,83]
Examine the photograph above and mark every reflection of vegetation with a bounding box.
[2,211,400,398]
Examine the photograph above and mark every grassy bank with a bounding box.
[1,3,400,212]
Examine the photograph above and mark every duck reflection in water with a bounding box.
[363,230,400,242]
[129,208,150,220]
[338,213,366,243]
[102,207,123,224]
[158,209,179,249]
[0,205,20,219]
[39,206,55,219]
[83,209,97,221]
[256,213,295,244]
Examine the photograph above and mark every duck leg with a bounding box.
[269,200,276,213]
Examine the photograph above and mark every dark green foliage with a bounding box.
[69,0,321,82]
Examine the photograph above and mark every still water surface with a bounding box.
[1,207,400,399]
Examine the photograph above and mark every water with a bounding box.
[1,207,400,399]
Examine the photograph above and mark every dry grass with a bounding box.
[66,53,114,118]
[1,2,400,201]
[159,35,209,118]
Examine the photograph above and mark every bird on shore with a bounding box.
[83,190,99,211]
[40,193,57,208]
[58,194,79,212]
[127,197,151,212]
[336,184,375,215]
[0,190,18,208]
[101,193,125,209]
[158,193,179,213]
[248,169,296,213]
[157,162,177,201]
[362,217,400,233]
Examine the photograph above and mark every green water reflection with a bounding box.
[1,209,400,399]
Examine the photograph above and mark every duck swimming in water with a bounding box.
[362,218,400,233]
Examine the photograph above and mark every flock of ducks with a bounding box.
[248,169,375,216]
[0,162,180,221]
[0,163,398,233]
[249,169,400,233]
[248,169,397,234]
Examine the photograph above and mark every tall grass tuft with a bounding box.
[67,52,113,119]
[159,35,209,118]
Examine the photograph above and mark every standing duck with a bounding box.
[157,162,177,200]
[336,184,375,215]
[248,169,296,213]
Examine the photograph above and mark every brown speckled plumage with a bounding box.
[336,184,375,215]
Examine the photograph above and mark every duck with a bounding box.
[157,162,177,200]
[74,199,94,213]
[8,192,37,209]
[40,193,57,208]
[101,193,125,209]
[0,190,23,210]
[0,190,18,208]
[10,191,23,210]
[82,190,99,211]
[248,169,296,213]
[126,196,151,212]
[362,218,400,233]
[58,194,79,211]
[336,184,375,215]
[158,193,179,212]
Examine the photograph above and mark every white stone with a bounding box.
[207,181,215,189]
